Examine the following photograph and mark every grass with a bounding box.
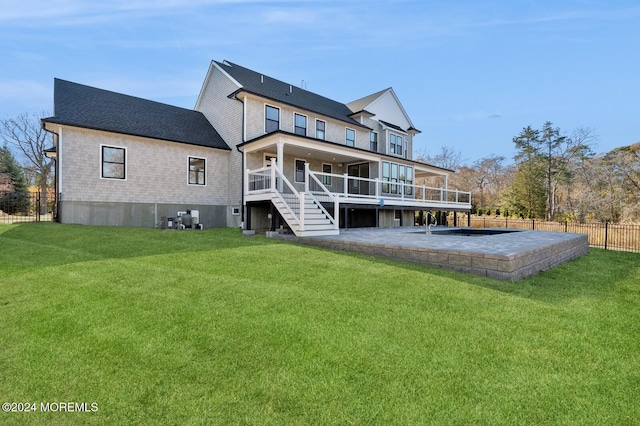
[1,222,639,425]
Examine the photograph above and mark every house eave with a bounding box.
[41,119,232,151]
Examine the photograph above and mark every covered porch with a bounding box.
[241,132,471,236]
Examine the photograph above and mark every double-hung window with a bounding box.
[316,120,325,140]
[322,163,332,186]
[188,157,206,185]
[346,128,355,147]
[389,134,403,156]
[370,131,378,152]
[294,113,307,136]
[265,105,280,133]
[295,159,306,183]
[101,145,126,179]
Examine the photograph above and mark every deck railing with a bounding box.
[308,171,471,207]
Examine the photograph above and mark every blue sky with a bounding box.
[1,0,638,163]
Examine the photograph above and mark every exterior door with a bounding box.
[348,163,370,195]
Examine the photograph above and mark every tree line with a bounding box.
[419,122,639,224]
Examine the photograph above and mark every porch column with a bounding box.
[277,141,284,192]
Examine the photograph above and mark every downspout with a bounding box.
[41,122,60,222]
[234,94,247,228]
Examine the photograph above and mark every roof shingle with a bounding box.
[43,79,230,150]
[216,60,368,129]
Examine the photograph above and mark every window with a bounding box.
[101,145,126,179]
[406,167,413,195]
[295,159,306,183]
[294,113,307,136]
[391,163,398,194]
[322,163,332,186]
[389,133,403,156]
[382,161,390,193]
[188,157,206,185]
[382,161,413,195]
[346,128,355,147]
[265,105,279,133]
[370,131,378,152]
[316,120,325,140]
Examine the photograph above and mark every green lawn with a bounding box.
[1,223,639,425]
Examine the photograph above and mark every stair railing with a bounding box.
[306,163,339,229]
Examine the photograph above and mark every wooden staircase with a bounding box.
[273,194,339,237]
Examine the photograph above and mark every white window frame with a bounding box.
[346,127,356,147]
[389,132,404,157]
[315,119,326,140]
[294,112,307,136]
[100,144,127,180]
[188,156,206,186]
[370,131,378,152]
[263,153,277,168]
[294,158,306,183]
[265,104,280,133]
[322,163,332,186]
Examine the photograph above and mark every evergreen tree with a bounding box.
[0,145,30,215]
[506,126,546,218]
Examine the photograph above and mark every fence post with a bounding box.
[505,218,508,228]
[36,192,41,222]
[467,213,470,228]
[565,221,568,233]
[532,219,535,231]
[604,221,608,250]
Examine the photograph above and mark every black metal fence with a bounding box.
[460,216,640,253]
[0,192,53,224]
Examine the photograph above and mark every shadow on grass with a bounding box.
[0,222,281,271]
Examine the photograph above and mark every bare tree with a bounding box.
[1,112,53,214]
[415,145,466,170]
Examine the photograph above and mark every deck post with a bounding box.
[304,163,310,193]
[334,197,340,229]
[343,173,349,196]
[299,192,305,231]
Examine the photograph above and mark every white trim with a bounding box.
[387,132,404,158]
[187,156,207,186]
[264,103,280,134]
[322,163,332,186]
[293,112,307,136]
[345,127,356,147]
[315,118,326,140]
[370,130,378,152]
[99,144,127,181]
[58,126,63,197]
[294,158,306,183]
[263,152,277,167]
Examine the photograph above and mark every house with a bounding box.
[42,60,471,235]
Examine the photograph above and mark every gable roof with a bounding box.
[42,79,230,150]
[215,60,368,129]
[346,87,390,113]
[347,87,420,134]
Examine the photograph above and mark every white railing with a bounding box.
[305,164,339,229]
[308,171,471,207]
[245,165,471,223]
[246,161,339,232]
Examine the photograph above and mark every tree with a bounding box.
[1,112,53,214]
[0,145,30,215]
[506,126,546,218]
